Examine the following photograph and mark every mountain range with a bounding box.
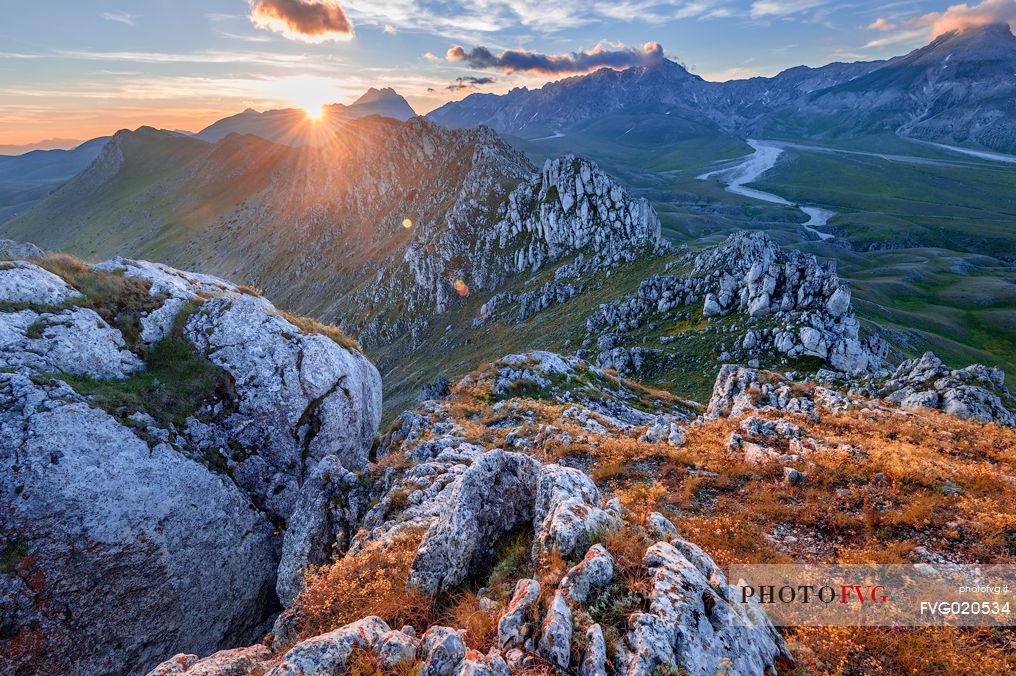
[429,23,1016,153]
[4,18,1016,676]
[0,88,416,219]
[3,25,1013,225]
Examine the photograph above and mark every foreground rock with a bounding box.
[0,238,43,259]
[617,539,790,675]
[0,256,382,675]
[143,355,796,676]
[407,450,541,595]
[708,350,1016,430]
[276,455,370,606]
[0,374,277,675]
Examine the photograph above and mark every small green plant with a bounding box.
[57,334,235,430]
[24,318,46,340]
[485,529,535,602]
[0,540,29,573]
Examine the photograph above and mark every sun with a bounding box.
[303,104,324,121]
[259,75,344,123]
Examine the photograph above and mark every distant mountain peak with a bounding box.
[952,21,1014,39]
[347,87,416,121]
[353,87,402,105]
[194,87,417,145]
[923,21,1015,54]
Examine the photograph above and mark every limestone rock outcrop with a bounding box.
[586,231,890,377]
[617,540,790,675]
[875,351,1016,426]
[0,374,277,675]
[0,255,383,675]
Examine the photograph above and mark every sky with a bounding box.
[1,0,1014,146]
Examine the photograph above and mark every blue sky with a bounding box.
[1,0,1011,145]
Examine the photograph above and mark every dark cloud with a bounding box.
[446,42,664,75]
[249,0,352,42]
[447,76,496,90]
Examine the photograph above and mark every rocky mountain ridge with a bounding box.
[583,231,891,378]
[1,118,657,349]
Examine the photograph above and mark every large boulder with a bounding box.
[0,374,277,676]
[408,450,541,595]
[878,351,1016,426]
[183,295,381,518]
[0,260,79,304]
[418,626,467,676]
[0,307,143,378]
[0,239,44,260]
[560,544,614,603]
[537,591,573,670]
[147,645,271,676]
[496,579,541,650]
[267,616,390,676]
[532,464,615,558]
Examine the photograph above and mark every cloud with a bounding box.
[862,27,927,48]
[915,0,1016,37]
[749,0,827,18]
[383,23,397,34]
[422,52,441,62]
[445,42,665,75]
[446,76,496,90]
[861,0,1015,51]
[248,0,353,42]
[867,17,896,31]
[100,11,137,26]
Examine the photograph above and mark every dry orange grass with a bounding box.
[647,407,1016,676]
[443,592,498,650]
[787,626,1016,675]
[295,528,507,653]
[297,529,433,639]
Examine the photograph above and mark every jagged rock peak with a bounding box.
[587,231,889,377]
[361,142,663,348]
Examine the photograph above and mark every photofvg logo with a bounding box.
[741,582,888,606]
[727,564,1016,627]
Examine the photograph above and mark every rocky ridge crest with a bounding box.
[585,231,891,378]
